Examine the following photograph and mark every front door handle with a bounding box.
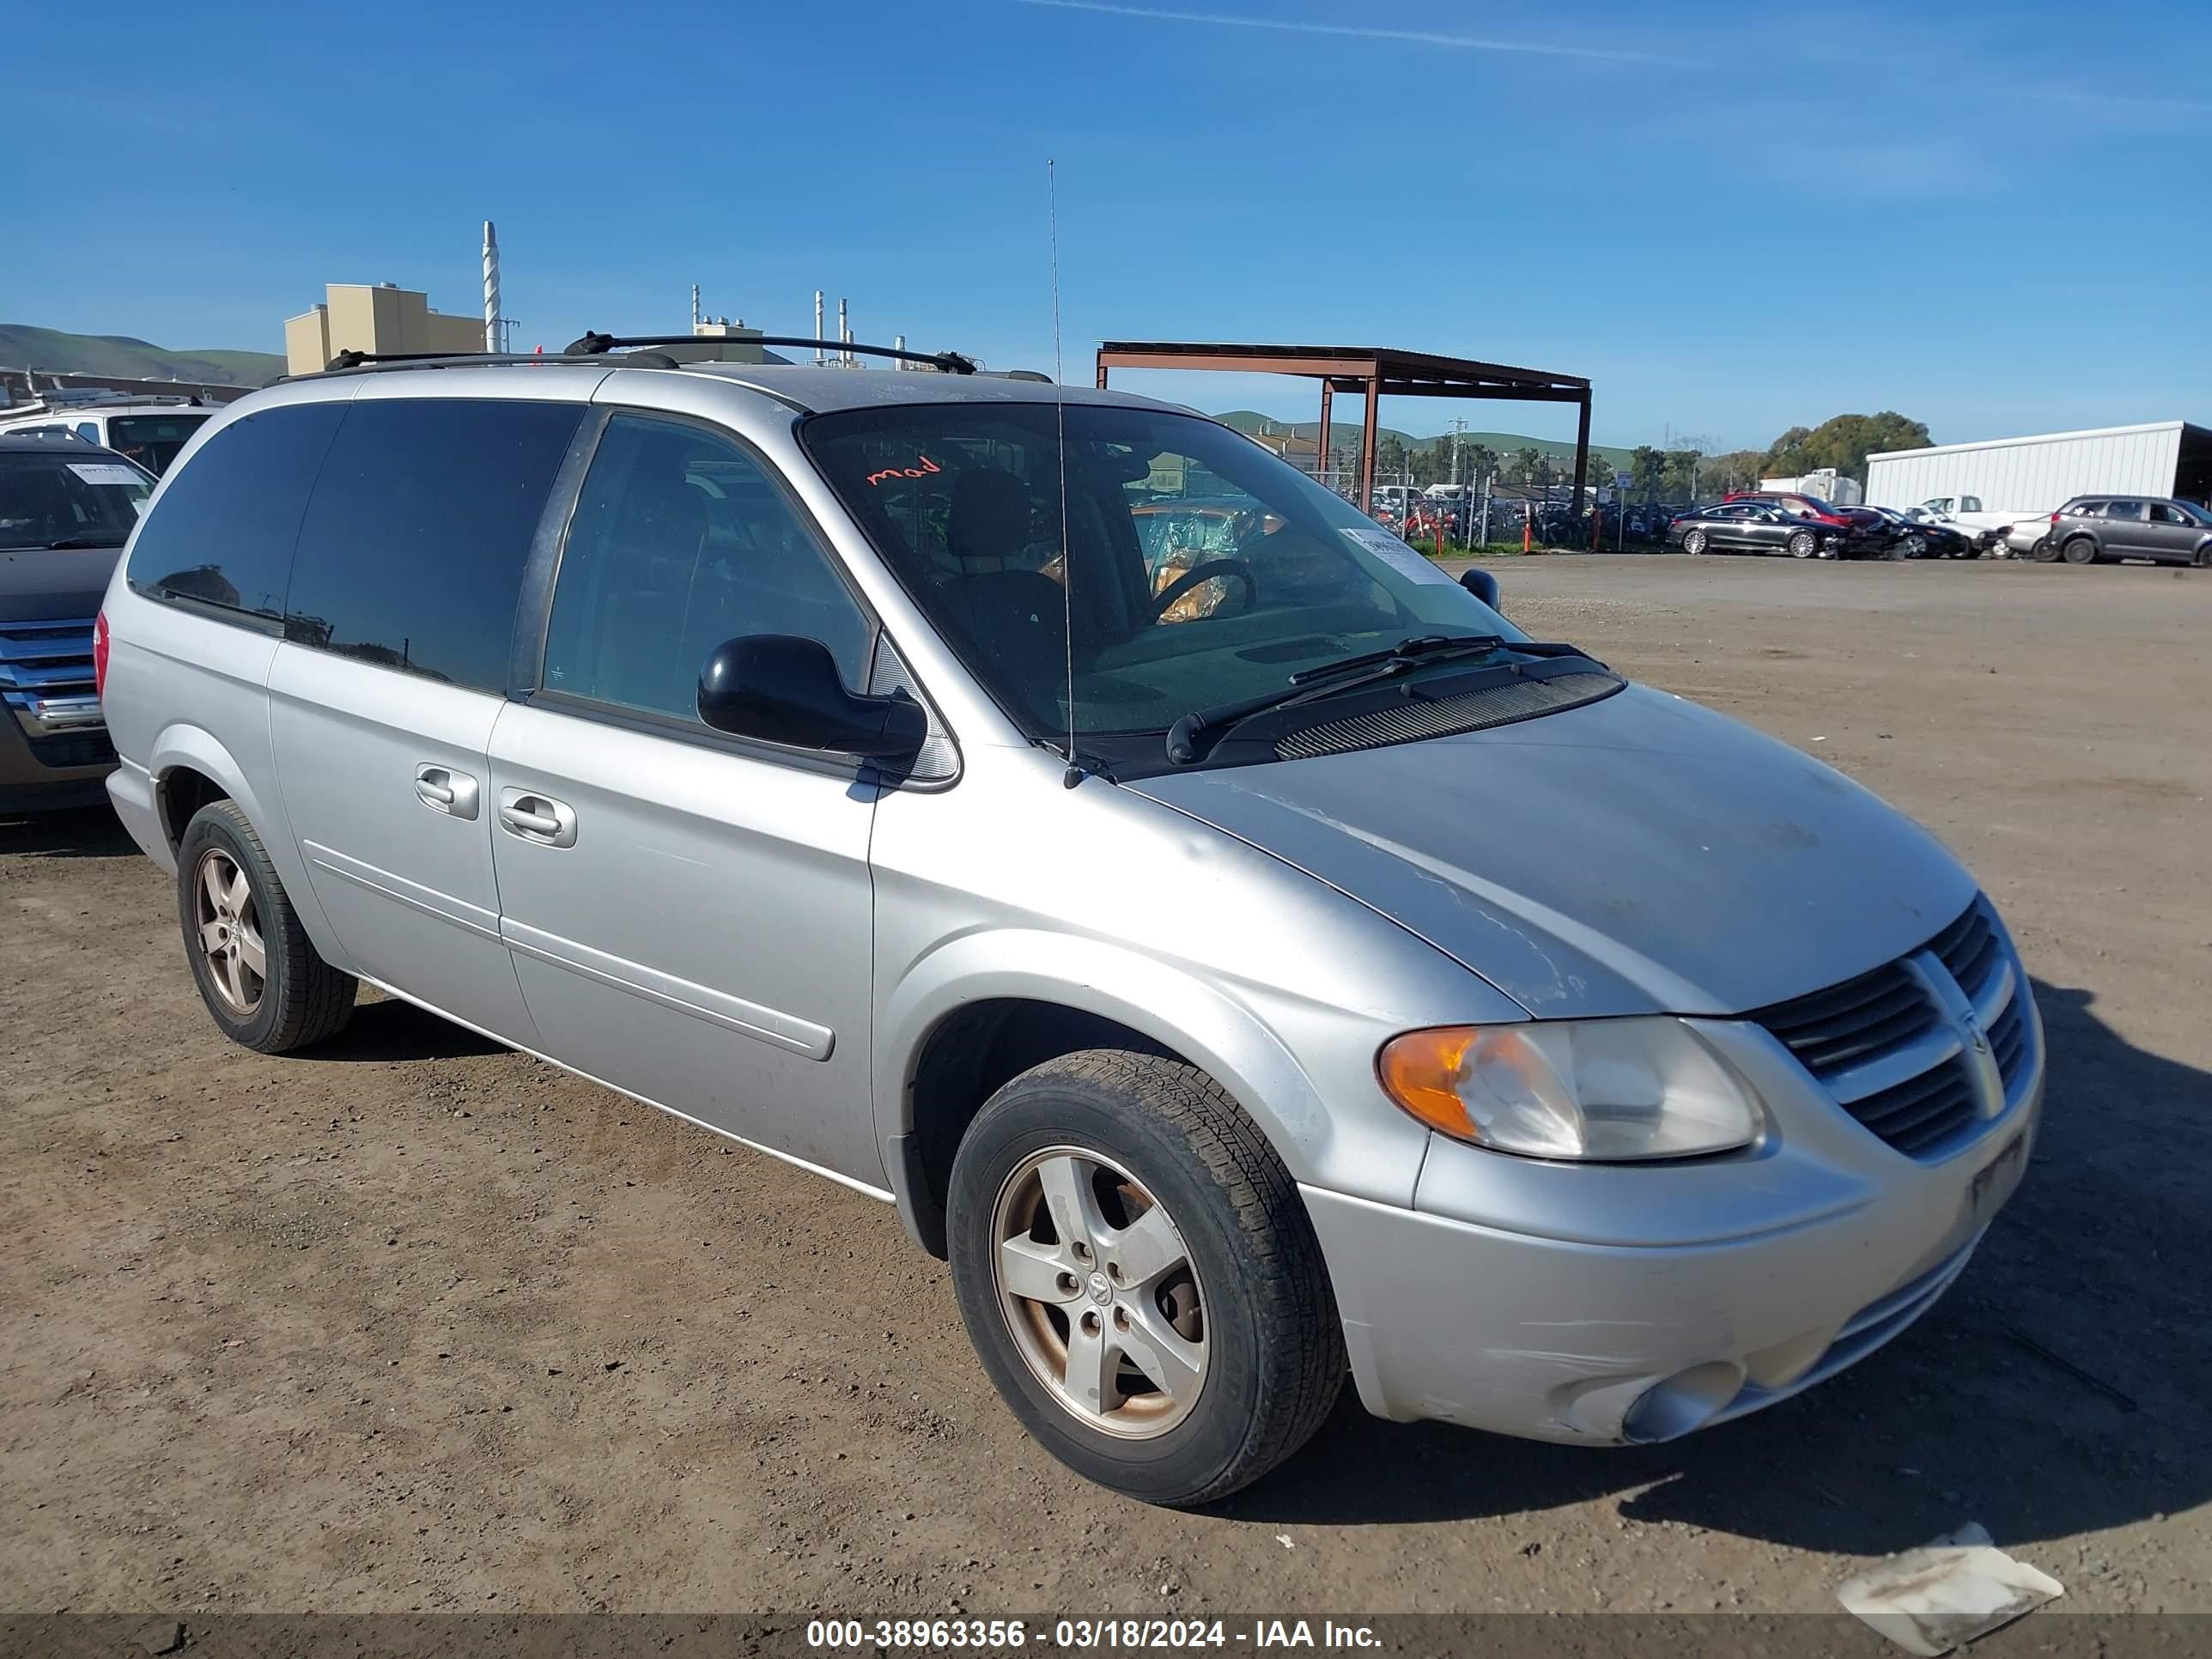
[414,763,480,821]
[498,787,578,848]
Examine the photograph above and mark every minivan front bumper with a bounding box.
[1306,1024,2042,1445]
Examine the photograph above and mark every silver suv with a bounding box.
[99,347,2044,1504]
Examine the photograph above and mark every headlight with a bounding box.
[1376,1018,1762,1161]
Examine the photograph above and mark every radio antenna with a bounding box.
[1049,158,1081,787]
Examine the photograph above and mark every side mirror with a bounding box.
[1458,567,1502,610]
[696,635,927,760]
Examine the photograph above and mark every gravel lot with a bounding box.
[3,554,2207,1620]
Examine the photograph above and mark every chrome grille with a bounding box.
[1753,896,2033,1158]
[0,617,99,743]
[1273,671,1620,762]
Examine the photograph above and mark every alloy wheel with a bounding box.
[192,848,265,1016]
[989,1146,1209,1439]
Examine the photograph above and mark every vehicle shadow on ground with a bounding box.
[0,805,137,859]
[301,995,509,1062]
[1219,976,2210,1556]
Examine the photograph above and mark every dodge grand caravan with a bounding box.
[100,343,2044,1505]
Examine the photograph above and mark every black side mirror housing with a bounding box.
[696,635,927,760]
[1458,567,1502,611]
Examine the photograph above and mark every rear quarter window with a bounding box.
[125,402,348,624]
[284,398,584,694]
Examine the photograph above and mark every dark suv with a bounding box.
[0,435,152,812]
[2037,496,2212,567]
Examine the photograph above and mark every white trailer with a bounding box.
[1865,421,2212,517]
[1759,469,1862,506]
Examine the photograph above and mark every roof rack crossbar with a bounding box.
[562,332,977,375]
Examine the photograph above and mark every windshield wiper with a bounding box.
[45,536,127,550]
[1165,635,1509,766]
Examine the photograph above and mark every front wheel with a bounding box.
[176,799,357,1053]
[1788,528,1818,559]
[947,1050,1345,1506]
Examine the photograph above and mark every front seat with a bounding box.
[942,468,1067,688]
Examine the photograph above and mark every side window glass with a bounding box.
[75,422,100,444]
[125,402,347,622]
[1960,495,1982,513]
[542,415,872,723]
[287,398,583,693]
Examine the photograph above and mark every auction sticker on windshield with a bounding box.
[1341,526,1455,586]
[67,463,145,486]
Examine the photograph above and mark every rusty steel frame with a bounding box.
[1095,341,1594,514]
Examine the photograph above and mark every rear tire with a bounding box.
[2063,537,2100,565]
[947,1049,1345,1507]
[1788,529,1817,559]
[2033,537,2062,562]
[176,799,356,1054]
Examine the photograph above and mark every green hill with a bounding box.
[1214,409,1632,472]
[0,324,283,387]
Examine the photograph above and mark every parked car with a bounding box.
[1909,495,2040,551]
[0,398,216,477]
[100,352,2042,1506]
[1863,505,1972,559]
[1670,499,1864,558]
[2034,495,2212,566]
[0,435,152,812]
[1727,489,1900,555]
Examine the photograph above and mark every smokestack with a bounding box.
[482,221,501,354]
[691,283,701,331]
[814,290,825,364]
[894,333,906,372]
[838,298,850,366]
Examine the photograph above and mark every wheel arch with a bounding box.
[880,933,1331,1260]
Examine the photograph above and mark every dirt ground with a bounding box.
[3,554,2207,1620]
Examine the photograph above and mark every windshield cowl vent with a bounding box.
[1273,671,1621,763]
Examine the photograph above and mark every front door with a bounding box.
[487,411,886,1185]
[2143,501,2200,562]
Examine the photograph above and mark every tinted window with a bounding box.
[0,452,153,550]
[2103,501,2145,520]
[2149,502,2191,524]
[106,412,212,476]
[287,398,583,692]
[542,414,872,722]
[1960,495,1982,512]
[125,401,345,622]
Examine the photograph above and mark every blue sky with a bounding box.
[9,0,2208,452]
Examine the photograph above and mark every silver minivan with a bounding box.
[99,347,2043,1505]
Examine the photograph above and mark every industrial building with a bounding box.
[283,282,486,376]
[1866,421,2212,513]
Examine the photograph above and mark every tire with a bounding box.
[176,799,357,1054]
[947,1049,1345,1507]
[1682,529,1707,555]
[1899,535,1923,560]
[1787,528,1817,559]
[2194,544,2212,568]
[2062,536,2099,565]
[2033,537,2062,562]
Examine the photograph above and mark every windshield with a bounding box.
[803,402,1522,744]
[0,452,153,548]
[106,412,210,477]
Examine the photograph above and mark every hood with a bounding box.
[0,546,123,622]
[1127,684,1976,1018]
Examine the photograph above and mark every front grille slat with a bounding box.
[0,619,100,748]
[1753,896,2027,1159]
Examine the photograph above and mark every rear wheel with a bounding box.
[948,1050,1345,1507]
[1682,529,1707,556]
[2063,537,2100,565]
[1787,528,1818,559]
[177,800,356,1053]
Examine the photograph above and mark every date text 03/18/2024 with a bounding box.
[804,1619,1380,1649]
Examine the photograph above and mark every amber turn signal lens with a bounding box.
[1376,1025,1484,1140]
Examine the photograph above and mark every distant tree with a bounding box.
[1466,443,1499,483]
[1510,446,1545,484]
[1660,449,1702,501]
[1376,433,1412,483]
[1764,413,1933,484]
[1630,445,1668,501]
[1701,449,1766,495]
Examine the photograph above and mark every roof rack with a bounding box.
[319,348,678,373]
[562,332,977,375]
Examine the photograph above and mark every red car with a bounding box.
[1724,490,1899,550]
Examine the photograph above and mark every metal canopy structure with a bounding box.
[1096,341,1595,514]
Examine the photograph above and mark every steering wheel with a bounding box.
[1150,558,1257,621]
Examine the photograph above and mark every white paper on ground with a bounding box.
[1835,1522,2065,1655]
[1341,526,1455,586]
